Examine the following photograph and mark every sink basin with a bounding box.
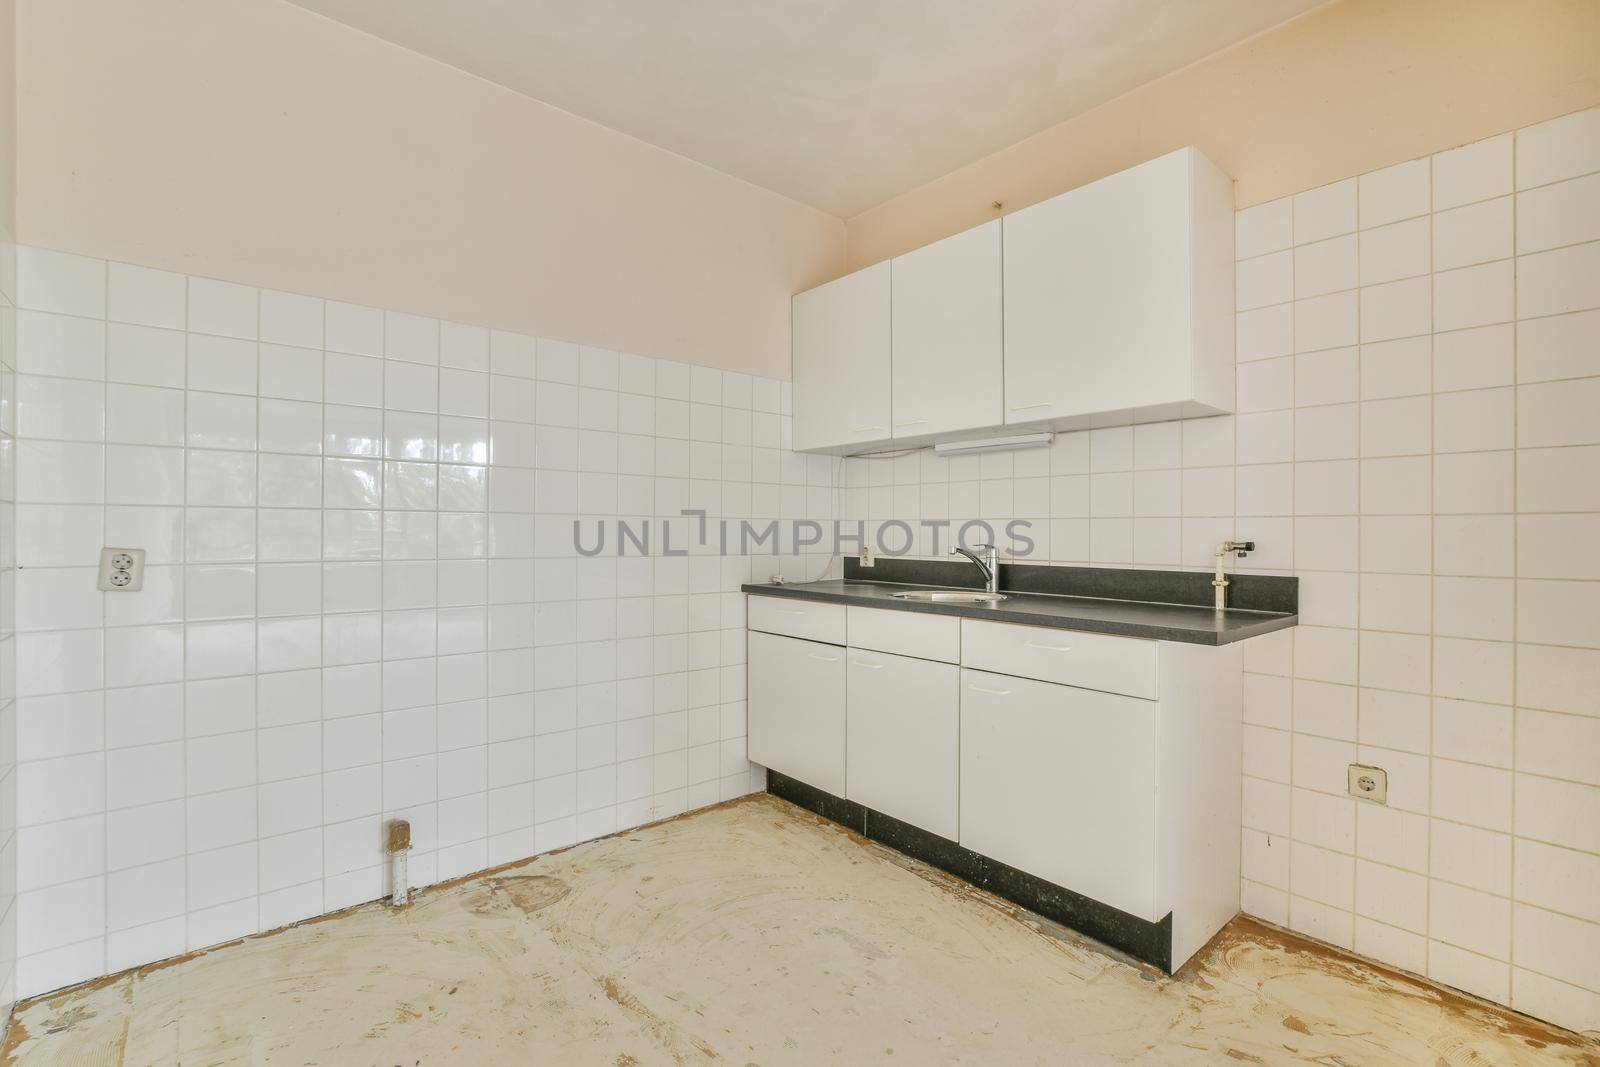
[890,590,1008,603]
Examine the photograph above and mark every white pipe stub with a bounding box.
[387,819,412,908]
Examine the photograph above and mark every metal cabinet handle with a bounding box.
[1009,402,1052,412]
[967,683,1012,696]
[850,425,886,433]
[1023,640,1073,652]
[808,652,840,662]
[851,658,884,669]
[894,419,927,428]
[777,608,807,615]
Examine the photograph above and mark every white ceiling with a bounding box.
[287,0,1327,217]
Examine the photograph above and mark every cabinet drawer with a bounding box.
[848,606,959,663]
[748,595,846,645]
[960,619,1157,699]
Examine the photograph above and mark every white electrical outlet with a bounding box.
[98,547,146,591]
[1348,763,1388,804]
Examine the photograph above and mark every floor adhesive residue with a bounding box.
[5,794,1596,1065]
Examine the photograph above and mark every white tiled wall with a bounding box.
[8,251,836,998]
[7,103,1596,1035]
[840,106,1600,1034]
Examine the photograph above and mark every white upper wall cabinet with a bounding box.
[791,147,1233,453]
[791,260,891,452]
[1002,147,1235,426]
[890,219,1003,439]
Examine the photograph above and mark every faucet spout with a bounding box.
[951,544,1001,594]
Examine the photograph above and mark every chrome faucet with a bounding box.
[951,543,1001,594]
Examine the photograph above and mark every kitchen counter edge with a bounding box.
[740,581,1297,646]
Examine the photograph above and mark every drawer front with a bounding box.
[748,595,847,645]
[960,619,1157,699]
[847,605,960,663]
[747,631,846,795]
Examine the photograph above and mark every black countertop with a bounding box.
[740,559,1297,646]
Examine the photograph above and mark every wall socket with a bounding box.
[1348,763,1388,804]
[860,543,875,567]
[97,547,146,591]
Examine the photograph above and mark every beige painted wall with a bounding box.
[15,0,844,378]
[17,0,1599,366]
[846,0,1600,269]
[0,0,15,236]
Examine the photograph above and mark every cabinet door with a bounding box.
[847,649,959,839]
[959,669,1158,919]
[748,631,846,794]
[890,220,1002,438]
[1001,149,1193,424]
[792,261,891,451]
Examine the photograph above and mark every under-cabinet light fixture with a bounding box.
[932,432,1054,457]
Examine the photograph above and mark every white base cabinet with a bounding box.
[959,668,1157,920]
[747,631,846,796]
[746,594,1247,971]
[847,650,959,840]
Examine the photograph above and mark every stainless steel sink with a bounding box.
[890,590,1008,604]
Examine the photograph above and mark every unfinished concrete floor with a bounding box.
[5,794,1596,1066]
